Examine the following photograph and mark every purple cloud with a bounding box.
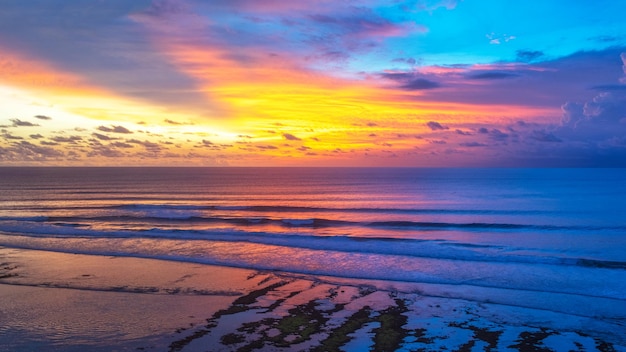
[460,142,487,147]
[381,72,440,90]
[426,121,449,131]
[283,133,302,141]
[466,72,519,80]
[10,119,39,127]
[530,130,562,142]
[97,125,133,134]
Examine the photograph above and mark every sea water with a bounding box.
[1,167,625,333]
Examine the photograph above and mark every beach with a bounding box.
[1,247,624,351]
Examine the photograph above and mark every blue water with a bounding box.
[1,167,625,320]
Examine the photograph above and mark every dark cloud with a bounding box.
[283,133,302,141]
[29,134,43,139]
[590,84,626,91]
[126,139,162,151]
[307,7,419,43]
[516,50,544,62]
[110,141,134,148]
[0,1,214,112]
[10,119,39,127]
[2,133,23,140]
[488,129,509,141]
[530,130,562,143]
[466,72,519,80]
[392,57,417,65]
[40,140,59,146]
[34,115,52,120]
[87,146,125,158]
[426,121,449,131]
[92,133,115,141]
[380,72,440,90]
[402,78,440,90]
[412,48,626,108]
[460,142,487,147]
[50,136,82,143]
[97,125,133,134]
[15,141,64,158]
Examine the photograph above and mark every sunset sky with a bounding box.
[1,0,625,166]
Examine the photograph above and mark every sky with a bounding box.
[1,0,625,167]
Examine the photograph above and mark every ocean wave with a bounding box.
[112,203,555,215]
[1,235,625,306]
[3,213,619,232]
[1,223,624,271]
[0,216,49,222]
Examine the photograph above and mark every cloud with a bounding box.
[516,50,544,62]
[283,133,302,141]
[10,119,39,127]
[381,72,440,90]
[588,35,621,43]
[110,141,134,148]
[560,101,585,127]
[34,115,52,120]
[401,0,459,13]
[530,130,562,142]
[92,133,116,141]
[307,8,420,40]
[486,32,515,45]
[87,146,125,158]
[590,84,626,91]
[459,142,487,147]
[164,119,187,125]
[257,145,278,150]
[488,129,509,142]
[50,136,82,143]
[466,72,518,80]
[2,133,23,140]
[392,57,417,65]
[402,78,440,90]
[126,139,162,152]
[14,141,64,159]
[426,121,449,131]
[408,48,626,108]
[97,125,133,134]
[29,134,44,139]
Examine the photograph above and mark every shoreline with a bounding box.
[1,247,624,351]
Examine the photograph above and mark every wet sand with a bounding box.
[1,247,624,351]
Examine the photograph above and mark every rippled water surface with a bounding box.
[1,167,625,321]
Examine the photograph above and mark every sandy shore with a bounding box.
[1,247,624,351]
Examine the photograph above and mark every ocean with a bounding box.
[1,167,625,349]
